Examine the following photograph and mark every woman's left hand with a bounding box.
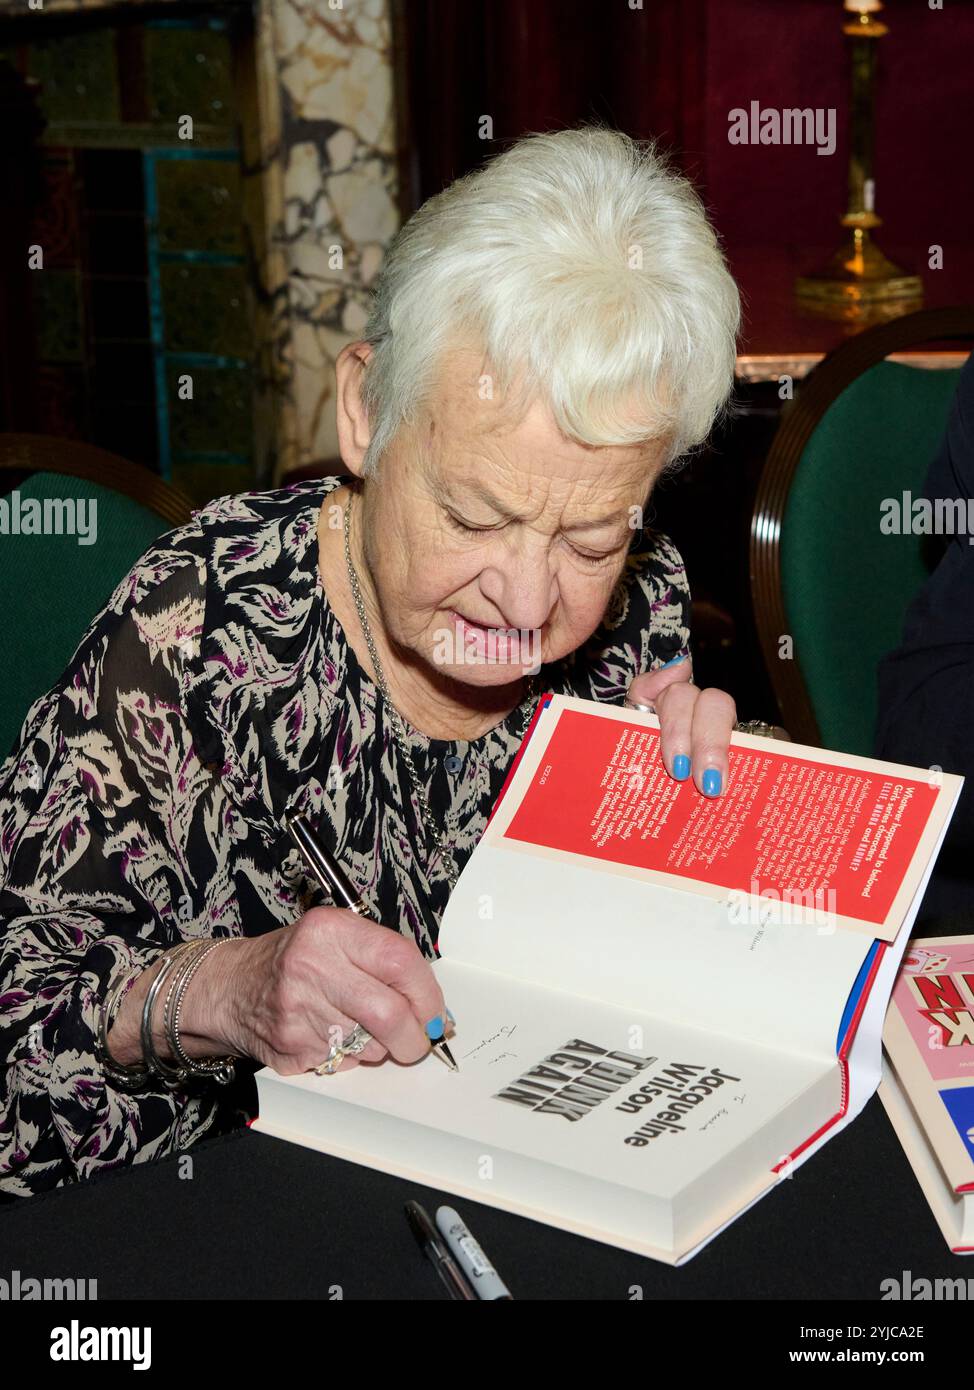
[626,656,736,798]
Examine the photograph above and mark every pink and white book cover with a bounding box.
[885,936,974,1198]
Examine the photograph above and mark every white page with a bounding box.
[276,959,837,1211]
[442,836,872,1062]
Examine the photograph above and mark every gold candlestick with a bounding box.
[796,0,923,322]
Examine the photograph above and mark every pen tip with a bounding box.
[438,1040,459,1071]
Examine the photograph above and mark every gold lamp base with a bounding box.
[796,227,923,324]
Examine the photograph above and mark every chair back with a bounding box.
[751,307,974,754]
[0,437,194,758]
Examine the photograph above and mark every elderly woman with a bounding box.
[0,126,740,1197]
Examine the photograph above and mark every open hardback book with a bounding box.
[879,935,974,1255]
[253,693,962,1264]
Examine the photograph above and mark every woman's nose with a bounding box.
[479,543,557,632]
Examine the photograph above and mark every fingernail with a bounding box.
[446,1009,455,1023]
[425,1015,446,1041]
[672,754,690,780]
[702,768,722,797]
[661,654,687,669]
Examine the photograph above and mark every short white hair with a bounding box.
[359,125,740,476]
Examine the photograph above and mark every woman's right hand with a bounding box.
[109,908,451,1076]
[210,908,451,1073]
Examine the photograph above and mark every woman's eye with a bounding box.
[568,542,616,566]
[445,511,497,535]
[444,510,617,564]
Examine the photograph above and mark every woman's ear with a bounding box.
[335,341,374,479]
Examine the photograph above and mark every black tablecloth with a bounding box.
[0,1093,967,1301]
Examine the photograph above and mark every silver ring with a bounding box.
[313,1023,374,1076]
[624,697,656,713]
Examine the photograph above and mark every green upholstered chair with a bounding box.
[750,306,974,756]
[0,436,195,760]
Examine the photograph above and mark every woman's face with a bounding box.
[354,346,670,690]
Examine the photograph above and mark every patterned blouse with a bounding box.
[0,475,690,1199]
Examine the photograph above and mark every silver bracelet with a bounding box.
[100,941,238,1091]
[97,965,152,1090]
[141,942,200,1089]
[164,940,236,1086]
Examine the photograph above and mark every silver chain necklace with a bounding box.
[342,489,537,892]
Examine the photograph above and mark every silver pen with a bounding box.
[436,1206,513,1299]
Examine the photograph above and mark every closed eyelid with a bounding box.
[445,508,506,531]
[559,513,633,554]
[441,485,624,530]
[441,494,629,555]
[565,528,629,552]
[564,538,625,565]
[447,509,624,558]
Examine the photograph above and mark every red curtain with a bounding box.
[394,0,709,215]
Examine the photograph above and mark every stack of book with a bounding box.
[880,936,974,1255]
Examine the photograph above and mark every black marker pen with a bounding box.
[405,1201,476,1300]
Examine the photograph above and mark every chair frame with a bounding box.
[750,306,974,748]
[0,434,195,528]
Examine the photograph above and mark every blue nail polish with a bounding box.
[662,654,687,669]
[446,1009,455,1024]
[702,768,722,797]
[425,1015,445,1041]
[673,754,690,780]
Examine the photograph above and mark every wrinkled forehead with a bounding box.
[413,337,666,488]
[418,338,532,441]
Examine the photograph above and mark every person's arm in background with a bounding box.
[875,352,974,922]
